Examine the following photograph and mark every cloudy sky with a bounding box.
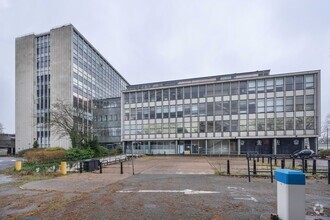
[0,0,329,134]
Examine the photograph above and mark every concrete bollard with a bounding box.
[15,161,22,171]
[275,169,305,220]
[60,162,67,175]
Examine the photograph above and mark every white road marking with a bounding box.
[227,186,257,202]
[234,197,258,202]
[117,189,221,195]
[11,160,16,162]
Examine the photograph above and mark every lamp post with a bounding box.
[327,127,329,150]
[131,140,135,175]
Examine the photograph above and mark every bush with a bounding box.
[93,146,110,158]
[319,149,330,157]
[23,147,67,163]
[17,148,40,157]
[66,147,95,161]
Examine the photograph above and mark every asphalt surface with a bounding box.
[0,156,329,219]
[0,157,16,170]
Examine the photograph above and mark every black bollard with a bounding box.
[270,157,273,183]
[227,160,230,175]
[305,159,308,173]
[253,160,257,175]
[312,159,316,175]
[328,160,330,184]
[121,162,123,174]
[302,158,305,173]
[257,156,259,162]
[292,158,295,169]
[275,157,277,166]
[247,157,251,182]
[262,156,264,164]
[79,162,83,173]
[267,156,270,164]
[281,159,285,169]
[99,161,102,174]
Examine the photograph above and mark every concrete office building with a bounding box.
[93,97,122,149]
[16,25,129,151]
[121,70,320,155]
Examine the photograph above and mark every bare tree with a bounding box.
[49,100,92,148]
[321,113,330,144]
[0,123,3,134]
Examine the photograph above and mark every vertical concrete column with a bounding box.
[273,138,277,155]
[237,139,241,155]
[205,139,208,155]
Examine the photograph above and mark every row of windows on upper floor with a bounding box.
[123,116,315,135]
[124,95,314,120]
[124,74,315,104]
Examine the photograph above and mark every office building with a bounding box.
[121,70,320,155]
[15,25,129,151]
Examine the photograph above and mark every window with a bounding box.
[305,75,314,89]
[257,80,264,93]
[266,98,274,112]
[223,120,230,132]
[296,117,304,130]
[136,92,142,103]
[169,123,176,133]
[248,99,256,114]
[223,101,230,115]
[163,89,169,101]
[295,96,304,111]
[170,106,176,118]
[143,107,149,119]
[285,97,294,112]
[184,87,191,99]
[191,86,198,98]
[249,119,256,131]
[231,82,238,95]
[177,88,183,99]
[199,122,206,132]
[163,106,169,118]
[215,84,222,96]
[266,79,274,92]
[191,104,198,116]
[156,90,162,101]
[143,91,149,102]
[199,85,206,98]
[231,100,238,115]
[207,84,214,97]
[207,102,214,116]
[192,122,198,133]
[130,92,136,104]
[177,105,183,117]
[239,100,247,114]
[223,83,230,95]
[240,81,247,94]
[184,104,191,117]
[184,122,191,133]
[257,119,265,131]
[276,97,284,112]
[177,123,183,133]
[124,93,129,104]
[215,121,222,132]
[276,78,284,92]
[306,95,314,110]
[150,107,155,119]
[156,106,162,118]
[170,88,176,100]
[150,90,155,101]
[207,121,214,133]
[276,118,284,130]
[248,80,256,94]
[215,101,222,115]
[199,103,206,116]
[266,118,274,131]
[286,117,294,130]
[295,76,304,90]
[257,99,265,113]
[130,108,136,120]
[285,77,293,91]
[306,117,314,129]
[231,120,238,132]
[125,109,130,120]
[240,120,247,131]
[137,108,142,120]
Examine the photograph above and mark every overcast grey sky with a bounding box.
[0,0,329,134]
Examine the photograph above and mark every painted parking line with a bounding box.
[117,189,221,195]
[227,186,258,202]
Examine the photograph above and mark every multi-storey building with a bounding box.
[16,25,129,151]
[93,97,122,149]
[121,70,320,155]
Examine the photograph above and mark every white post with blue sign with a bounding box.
[275,169,306,220]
